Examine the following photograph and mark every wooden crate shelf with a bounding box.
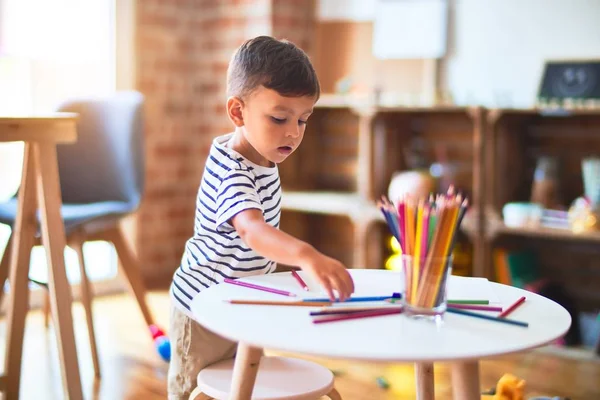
[494,224,600,243]
[485,108,600,320]
[278,101,486,273]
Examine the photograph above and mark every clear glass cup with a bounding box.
[401,254,453,321]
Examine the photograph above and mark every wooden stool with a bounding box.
[189,356,342,400]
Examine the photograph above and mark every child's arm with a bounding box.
[231,209,355,301]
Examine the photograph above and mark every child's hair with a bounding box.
[227,36,320,100]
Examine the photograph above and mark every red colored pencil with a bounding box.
[291,270,309,291]
[312,308,403,324]
[498,296,526,318]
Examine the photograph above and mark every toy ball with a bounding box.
[149,324,166,340]
[155,336,171,362]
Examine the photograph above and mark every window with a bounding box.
[0,0,119,291]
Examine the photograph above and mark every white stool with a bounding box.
[189,356,342,400]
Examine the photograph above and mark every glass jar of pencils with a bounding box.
[401,254,453,320]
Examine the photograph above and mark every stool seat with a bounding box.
[196,356,335,400]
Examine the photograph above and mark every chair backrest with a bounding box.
[55,91,145,206]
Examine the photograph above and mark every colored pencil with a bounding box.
[310,305,403,316]
[498,296,526,318]
[448,304,503,312]
[386,298,490,305]
[312,308,403,324]
[447,308,529,328]
[412,201,424,301]
[379,188,473,312]
[291,270,309,291]
[302,293,401,303]
[223,278,297,297]
[226,300,329,307]
[447,300,490,305]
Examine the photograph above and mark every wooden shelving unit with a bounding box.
[484,108,600,329]
[279,99,486,273]
[494,224,600,243]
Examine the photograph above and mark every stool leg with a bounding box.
[43,289,51,327]
[326,387,343,400]
[451,361,480,400]
[0,234,13,307]
[229,342,263,400]
[72,238,101,378]
[4,144,36,399]
[188,387,213,400]
[415,362,434,400]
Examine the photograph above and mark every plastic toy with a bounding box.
[376,376,389,390]
[149,324,171,362]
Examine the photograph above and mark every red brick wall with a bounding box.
[135,0,316,287]
[272,0,316,52]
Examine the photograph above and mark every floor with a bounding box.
[0,291,599,399]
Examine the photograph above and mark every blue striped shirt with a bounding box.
[170,133,281,317]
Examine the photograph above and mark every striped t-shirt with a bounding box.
[170,133,281,317]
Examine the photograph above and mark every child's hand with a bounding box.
[299,249,355,301]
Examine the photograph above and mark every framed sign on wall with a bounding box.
[538,60,600,102]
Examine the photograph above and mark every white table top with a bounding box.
[190,270,571,363]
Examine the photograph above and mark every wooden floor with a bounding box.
[1,291,599,400]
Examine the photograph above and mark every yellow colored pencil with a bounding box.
[405,199,415,257]
[412,200,424,300]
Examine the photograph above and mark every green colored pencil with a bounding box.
[447,300,489,305]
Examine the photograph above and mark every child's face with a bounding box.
[235,87,315,165]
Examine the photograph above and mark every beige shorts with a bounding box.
[167,304,238,400]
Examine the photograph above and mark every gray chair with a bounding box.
[0,91,158,377]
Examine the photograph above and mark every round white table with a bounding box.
[191,269,571,400]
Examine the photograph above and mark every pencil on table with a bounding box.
[291,270,309,291]
[447,308,529,328]
[226,300,330,307]
[310,304,403,316]
[447,304,503,312]
[312,308,403,324]
[224,278,297,297]
[498,296,526,318]
[448,299,490,305]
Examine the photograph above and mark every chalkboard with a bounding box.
[538,60,600,100]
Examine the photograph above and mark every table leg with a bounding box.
[451,360,480,400]
[35,143,83,400]
[415,362,434,400]
[4,144,37,399]
[228,342,262,400]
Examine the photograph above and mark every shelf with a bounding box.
[281,191,383,224]
[495,224,600,243]
[489,107,600,120]
[315,94,473,114]
[315,94,371,109]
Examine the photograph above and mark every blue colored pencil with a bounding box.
[447,308,529,328]
[303,293,402,303]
